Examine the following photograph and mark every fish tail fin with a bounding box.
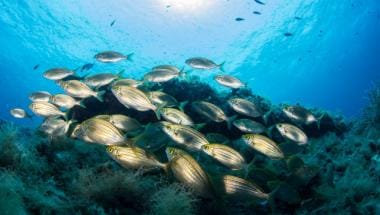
[263,110,272,125]
[154,102,167,120]
[77,100,86,108]
[194,123,206,130]
[126,53,134,62]
[117,69,125,78]
[62,112,69,121]
[218,61,226,72]
[316,113,325,130]
[243,158,256,178]
[227,115,238,130]
[95,91,106,102]
[179,101,189,111]
[162,162,170,174]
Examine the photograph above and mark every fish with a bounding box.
[284,32,293,37]
[94,51,132,63]
[201,144,246,170]
[78,118,125,145]
[70,124,94,143]
[282,105,317,125]
[110,19,116,26]
[275,123,308,145]
[228,98,263,118]
[152,65,182,74]
[29,91,51,102]
[33,64,40,70]
[235,17,245,21]
[84,71,124,89]
[58,80,105,102]
[241,134,284,159]
[166,147,214,198]
[29,102,66,118]
[94,114,142,133]
[205,133,230,144]
[43,68,74,80]
[185,57,225,71]
[192,101,227,123]
[162,123,209,151]
[51,94,85,109]
[143,68,182,83]
[160,108,194,127]
[223,175,269,200]
[10,108,32,119]
[111,85,160,118]
[294,16,302,20]
[80,63,94,72]
[214,75,245,89]
[254,0,265,5]
[253,11,262,15]
[146,91,180,108]
[112,78,143,88]
[233,119,266,134]
[40,117,73,137]
[106,145,166,171]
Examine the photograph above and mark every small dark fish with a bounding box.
[235,17,245,21]
[33,64,40,70]
[284,32,293,37]
[81,63,94,72]
[295,16,302,20]
[253,11,262,15]
[254,0,265,5]
[110,20,116,26]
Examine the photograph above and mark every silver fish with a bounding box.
[84,72,123,88]
[79,118,125,145]
[282,105,317,125]
[51,94,84,109]
[228,98,263,118]
[43,68,74,80]
[201,144,246,170]
[233,119,266,134]
[29,91,51,102]
[94,114,142,133]
[275,123,308,145]
[10,108,31,119]
[107,145,166,171]
[111,85,159,117]
[40,117,72,136]
[58,80,104,102]
[152,65,182,74]
[192,101,227,123]
[146,91,179,108]
[223,175,269,200]
[214,75,244,89]
[241,134,284,159]
[29,102,66,118]
[112,78,142,88]
[185,57,224,71]
[162,123,209,151]
[94,51,132,63]
[70,124,94,143]
[166,147,214,198]
[160,108,194,127]
[143,69,181,83]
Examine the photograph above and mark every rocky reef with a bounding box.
[0,77,378,215]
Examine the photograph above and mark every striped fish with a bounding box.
[166,147,214,198]
[241,134,284,159]
[107,145,166,170]
[79,118,125,145]
[95,114,142,133]
[29,102,65,118]
[162,123,209,151]
[223,175,269,199]
[201,144,246,170]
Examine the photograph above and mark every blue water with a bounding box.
[1,0,379,126]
